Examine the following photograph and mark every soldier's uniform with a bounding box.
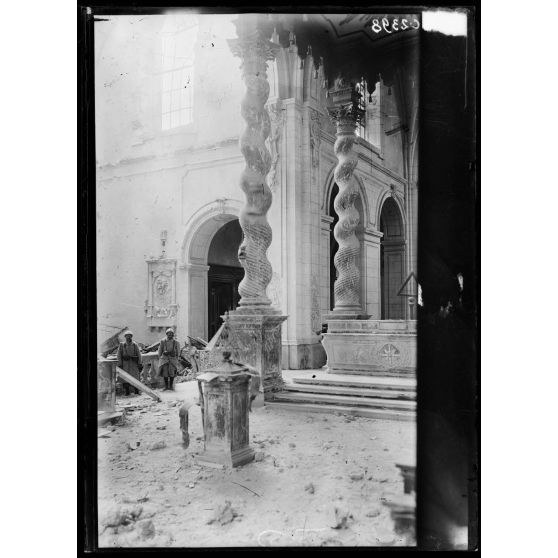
[116,330,143,396]
[158,328,180,390]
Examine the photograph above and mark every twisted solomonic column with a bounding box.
[228,17,281,311]
[327,81,365,316]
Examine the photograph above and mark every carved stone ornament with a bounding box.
[145,258,178,328]
[228,19,281,311]
[309,109,322,169]
[311,278,321,332]
[266,100,285,192]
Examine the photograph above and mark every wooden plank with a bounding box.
[116,366,162,402]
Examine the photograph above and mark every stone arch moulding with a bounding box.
[180,198,243,268]
[375,188,407,233]
[177,198,242,341]
[322,165,370,226]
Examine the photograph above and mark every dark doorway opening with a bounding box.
[207,219,243,340]
[380,197,405,319]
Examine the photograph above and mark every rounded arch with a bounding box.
[375,188,406,233]
[177,198,243,341]
[323,167,369,313]
[378,194,407,320]
[181,198,242,267]
[322,165,370,225]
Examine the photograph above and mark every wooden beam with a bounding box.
[116,366,162,402]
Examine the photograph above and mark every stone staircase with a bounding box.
[267,370,416,421]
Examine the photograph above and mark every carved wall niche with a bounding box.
[145,258,178,330]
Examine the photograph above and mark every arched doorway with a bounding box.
[207,219,243,339]
[179,198,243,341]
[328,183,365,311]
[380,197,405,319]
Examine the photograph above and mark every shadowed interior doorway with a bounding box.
[380,197,405,319]
[207,219,243,340]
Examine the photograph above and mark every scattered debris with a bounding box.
[349,472,364,481]
[288,443,296,449]
[116,366,162,402]
[254,451,265,462]
[365,507,382,518]
[149,441,166,451]
[231,481,261,498]
[98,429,112,438]
[156,426,166,430]
[330,506,353,529]
[304,483,315,494]
[127,442,140,451]
[101,504,143,530]
[136,518,155,540]
[321,537,343,546]
[206,500,238,525]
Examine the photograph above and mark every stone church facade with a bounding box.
[96,13,419,370]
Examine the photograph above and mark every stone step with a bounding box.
[266,401,415,422]
[284,383,416,400]
[272,391,416,411]
[332,368,416,379]
[292,376,416,393]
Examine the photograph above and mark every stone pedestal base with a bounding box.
[282,342,327,370]
[326,311,370,321]
[197,372,255,469]
[226,309,288,400]
[322,320,417,376]
[97,359,116,413]
[196,445,255,469]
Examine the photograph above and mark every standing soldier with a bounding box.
[116,330,143,396]
[158,328,180,390]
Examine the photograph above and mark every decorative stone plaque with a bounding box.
[145,258,178,330]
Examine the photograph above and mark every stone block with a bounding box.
[322,320,417,375]
[225,310,288,398]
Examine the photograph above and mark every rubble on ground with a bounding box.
[97,382,415,548]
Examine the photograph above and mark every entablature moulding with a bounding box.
[179,263,211,273]
[96,142,242,181]
[319,138,407,188]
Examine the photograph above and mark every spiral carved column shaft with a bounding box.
[228,19,280,311]
[328,103,363,314]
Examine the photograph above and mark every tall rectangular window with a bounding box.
[161,18,198,130]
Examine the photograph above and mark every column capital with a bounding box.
[228,19,281,77]
[326,78,364,128]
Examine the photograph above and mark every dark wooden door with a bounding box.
[208,282,234,340]
[207,265,243,341]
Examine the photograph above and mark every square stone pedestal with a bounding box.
[196,373,255,468]
[321,319,417,376]
[97,358,116,413]
[225,309,288,401]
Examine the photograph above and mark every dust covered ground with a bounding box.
[97,379,415,548]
